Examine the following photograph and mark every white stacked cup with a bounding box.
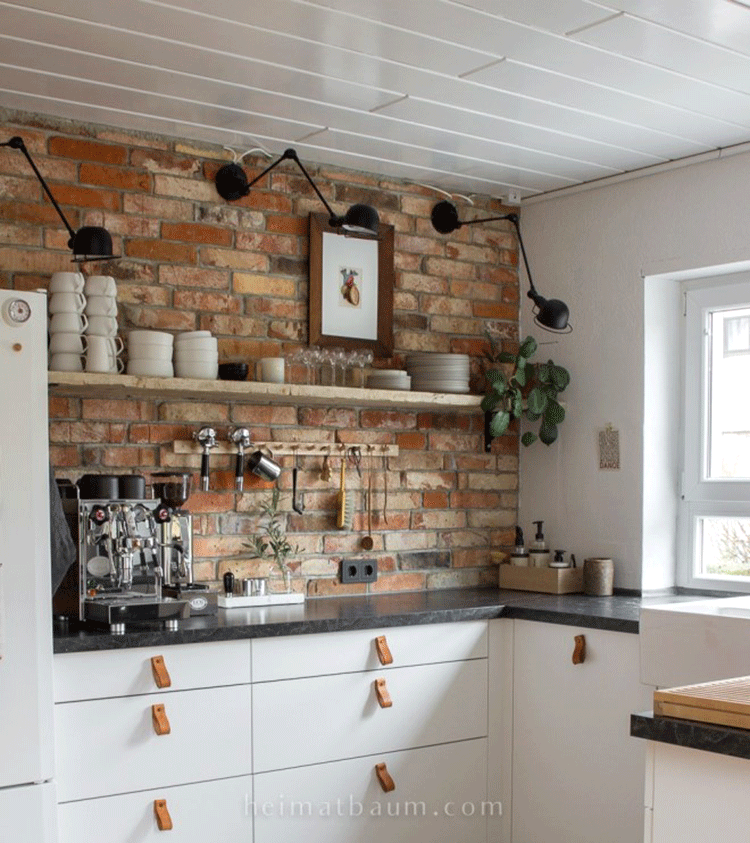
[84,276,122,374]
[127,330,174,378]
[48,272,88,372]
[174,331,219,379]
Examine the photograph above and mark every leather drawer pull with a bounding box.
[154,799,173,831]
[375,677,393,708]
[375,762,395,793]
[572,634,586,665]
[375,635,393,665]
[152,704,171,736]
[151,655,171,689]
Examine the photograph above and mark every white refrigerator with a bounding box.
[0,290,57,841]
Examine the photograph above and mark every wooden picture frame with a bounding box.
[308,212,394,358]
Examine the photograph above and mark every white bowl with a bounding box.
[127,359,174,378]
[174,349,219,363]
[174,361,219,380]
[129,330,173,346]
[172,337,218,352]
[128,344,174,362]
[175,331,212,342]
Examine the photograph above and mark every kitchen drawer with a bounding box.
[56,684,251,802]
[254,738,489,843]
[253,657,487,772]
[252,620,488,681]
[57,775,253,843]
[54,639,251,702]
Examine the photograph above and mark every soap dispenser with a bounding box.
[549,549,571,569]
[509,526,529,567]
[528,520,551,568]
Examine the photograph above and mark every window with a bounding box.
[681,280,750,589]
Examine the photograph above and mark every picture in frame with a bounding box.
[308,212,394,358]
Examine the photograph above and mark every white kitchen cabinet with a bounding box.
[54,640,253,843]
[510,620,652,843]
[57,775,253,843]
[254,739,489,843]
[646,741,750,842]
[56,684,251,801]
[253,658,487,771]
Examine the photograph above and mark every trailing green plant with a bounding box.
[245,487,300,580]
[481,333,570,446]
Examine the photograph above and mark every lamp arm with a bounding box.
[1,136,77,242]
[460,210,539,297]
[246,148,338,223]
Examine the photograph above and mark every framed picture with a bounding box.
[309,212,394,357]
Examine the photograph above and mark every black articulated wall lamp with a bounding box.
[430,200,570,333]
[1,136,117,262]
[215,148,380,236]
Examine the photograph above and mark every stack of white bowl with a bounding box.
[174,331,218,379]
[48,271,88,372]
[83,275,122,373]
[127,330,174,378]
[405,353,471,393]
[366,369,411,390]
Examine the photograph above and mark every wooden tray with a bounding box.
[654,676,750,729]
[492,553,583,594]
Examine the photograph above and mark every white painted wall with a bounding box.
[518,149,750,590]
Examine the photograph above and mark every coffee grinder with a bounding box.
[152,472,211,614]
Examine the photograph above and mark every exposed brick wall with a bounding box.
[2,109,520,596]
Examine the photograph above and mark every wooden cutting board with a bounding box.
[654,676,750,729]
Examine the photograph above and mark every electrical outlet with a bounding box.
[340,558,378,583]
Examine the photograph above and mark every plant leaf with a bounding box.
[551,365,570,391]
[511,388,523,419]
[497,351,517,364]
[544,400,566,426]
[490,410,511,438]
[513,363,527,387]
[539,421,558,445]
[536,362,550,384]
[524,409,541,422]
[521,431,538,447]
[519,336,537,358]
[481,392,501,413]
[527,386,548,415]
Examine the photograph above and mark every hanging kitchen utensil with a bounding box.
[336,457,354,530]
[320,451,331,482]
[381,446,389,525]
[228,427,251,492]
[194,427,217,492]
[361,447,374,550]
[292,447,304,514]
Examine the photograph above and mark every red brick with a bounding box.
[49,445,79,466]
[159,266,229,289]
[48,136,127,165]
[360,410,417,430]
[451,491,501,509]
[473,302,517,320]
[423,490,448,508]
[130,148,200,175]
[124,194,194,221]
[266,215,308,236]
[396,432,426,450]
[236,231,298,255]
[50,184,120,212]
[369,572,426,593]
[0,200,73,227]
[126,239,196,263]
[162,222,233,246]
[80,163,150,192]
[307,578,366,597]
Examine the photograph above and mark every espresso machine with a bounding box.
[56,473,206,633]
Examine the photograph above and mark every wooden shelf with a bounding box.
[47,371,482,412]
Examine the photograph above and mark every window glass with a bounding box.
[695,515,750,579]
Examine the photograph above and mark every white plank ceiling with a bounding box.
[2,0,750,199]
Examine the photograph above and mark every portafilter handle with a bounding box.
[194,427,217,492]
[228,427,252,492]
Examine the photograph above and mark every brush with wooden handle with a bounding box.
[336,457,354,529]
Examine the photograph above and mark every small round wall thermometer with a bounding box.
[2,298,31,327]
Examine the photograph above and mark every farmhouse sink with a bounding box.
[641,595,750,688]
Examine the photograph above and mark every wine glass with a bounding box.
[356,349,374,388]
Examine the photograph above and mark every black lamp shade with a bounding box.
[339,203,380,236]
[215,163,249,201]
[71,226,116,262]
[529,291,570,332]
[430,200,461,234]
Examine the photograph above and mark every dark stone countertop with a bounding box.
[52,586,704,654]
[631,711,750,762]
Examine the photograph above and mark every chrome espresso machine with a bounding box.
[56,472,209,633]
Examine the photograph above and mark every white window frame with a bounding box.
[680,277,750,591]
